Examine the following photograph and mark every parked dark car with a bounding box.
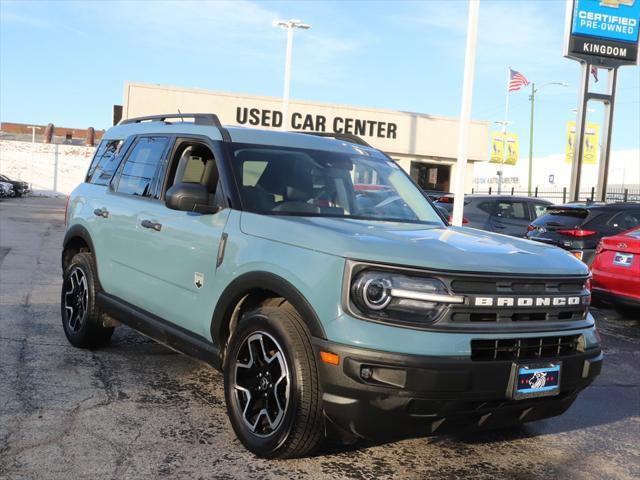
[0,174,30,197]
[435,195,552,236]
[526,202,640,265]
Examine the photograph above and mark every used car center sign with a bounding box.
[565,0,640,65]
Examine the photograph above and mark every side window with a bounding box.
[495,201,528,220]
[116,137,169,197]
[242,160,268,187]
[533,203,549,219]
[477,201,495,214]
[86,139,124,185]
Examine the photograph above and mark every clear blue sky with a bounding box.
[1,0,638,157]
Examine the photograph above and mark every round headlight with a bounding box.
[362,277,392,310]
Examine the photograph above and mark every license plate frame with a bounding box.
[508,362,562,400]
[613,252,634,267]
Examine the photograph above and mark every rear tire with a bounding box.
[61,252,113,348]
[223,303,324,458]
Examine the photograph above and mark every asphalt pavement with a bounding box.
[1,196,638,480]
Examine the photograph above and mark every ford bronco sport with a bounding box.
[61,113,602,458]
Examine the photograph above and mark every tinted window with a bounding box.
[495,201,529,220]
[534,208,589,227]
[231,144,443,225]
[116,137,169,197]
[533,203,549,218]
[86,140,124,185]
[608,210,640,231]
[477,201,494,214]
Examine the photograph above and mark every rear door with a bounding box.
[490,200,532,236]
[101,135,172,305]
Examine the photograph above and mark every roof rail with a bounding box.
[119,113,223,126]
[297,131,372,147]
[118,113,231,141]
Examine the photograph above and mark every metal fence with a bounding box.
[470,186,640,204]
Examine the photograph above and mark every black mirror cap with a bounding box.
[165,182,219,214]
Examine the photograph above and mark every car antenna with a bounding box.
[177,109,185,122]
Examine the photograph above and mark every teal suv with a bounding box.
[61,114,602,458]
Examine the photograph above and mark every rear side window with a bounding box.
[495,201,529,220]
[86,140,124,185]
[116,137,169,197]
[535,208,589,227]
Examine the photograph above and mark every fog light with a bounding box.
[360,367,373,380]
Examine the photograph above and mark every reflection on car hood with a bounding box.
[240,213,590,275]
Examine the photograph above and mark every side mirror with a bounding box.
[165,182,219,214]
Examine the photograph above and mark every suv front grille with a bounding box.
[471,335,582,361]
[438,274,590,329]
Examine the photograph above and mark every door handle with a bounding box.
[141,219,162,232]
[93,208,109,218]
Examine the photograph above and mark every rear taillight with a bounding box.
[557,228,596,237]
[438,196,453,203]
[527,224,536,232]
[449,215,469,224]
[64,196,70,227]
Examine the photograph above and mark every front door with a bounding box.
[123,138,229,337]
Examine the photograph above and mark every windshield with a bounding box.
[230,143,443,225]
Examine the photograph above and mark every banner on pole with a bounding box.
[490,132,519,165]
[565,121,600,164]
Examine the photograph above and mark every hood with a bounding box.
[240,213,590,276]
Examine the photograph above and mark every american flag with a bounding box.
[591,66,599,83]
[508,68,530,92]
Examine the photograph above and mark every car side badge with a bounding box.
[194,272,204,289]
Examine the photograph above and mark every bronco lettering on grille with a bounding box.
[473,297,582,307]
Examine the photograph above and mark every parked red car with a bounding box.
[590,227,640,311]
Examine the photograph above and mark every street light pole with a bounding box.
[527,82,567,195]
[273,19,311,131]
[527,83,535,196]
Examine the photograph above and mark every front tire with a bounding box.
[61,252,113,348]
[223,303,324,458]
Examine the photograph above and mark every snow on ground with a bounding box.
[0,140,94,196]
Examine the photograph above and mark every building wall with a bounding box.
[123,82,490,166]
[0,122,104,145]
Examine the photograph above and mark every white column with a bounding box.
[452,0,480,227]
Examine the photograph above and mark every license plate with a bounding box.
[510,363,561,400]
[613,252,634,267]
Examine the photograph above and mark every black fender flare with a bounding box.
[211,271,327,348]
[62,224,97,271]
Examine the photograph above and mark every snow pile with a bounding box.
[0,140,95,196]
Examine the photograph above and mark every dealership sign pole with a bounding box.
[564,0,639,202]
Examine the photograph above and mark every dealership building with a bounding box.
[120,82,490,192]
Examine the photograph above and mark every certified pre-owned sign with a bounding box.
[565,0,640,65]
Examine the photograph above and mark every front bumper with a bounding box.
[314,339,602,440]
